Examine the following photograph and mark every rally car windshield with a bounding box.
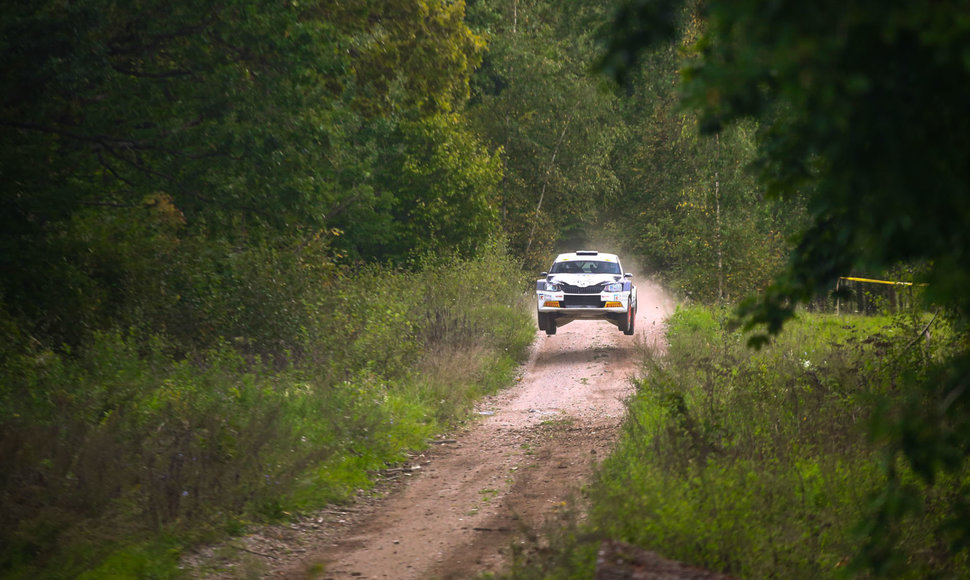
[549,260,621,275]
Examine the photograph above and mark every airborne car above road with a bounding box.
[535,250,637,336]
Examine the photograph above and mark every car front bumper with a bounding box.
[536,291,632,314]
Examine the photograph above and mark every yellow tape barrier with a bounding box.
[839,276,914,286]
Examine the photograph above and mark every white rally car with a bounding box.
[535,250,637,336]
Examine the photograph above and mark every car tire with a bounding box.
[537,311,549,331]
[545,318,557,336]
[623,305,636,335]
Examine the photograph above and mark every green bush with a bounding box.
[0,241,534,579]
[504,306,966,580]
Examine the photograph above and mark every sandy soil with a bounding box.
[184,279,676,579]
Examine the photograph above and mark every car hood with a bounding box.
[547,273,622,287]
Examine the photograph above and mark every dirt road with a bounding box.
[187,279,674,579]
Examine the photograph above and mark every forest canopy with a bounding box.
[0,0,503,346]
[600,0,970,335]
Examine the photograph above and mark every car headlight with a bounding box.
[545,281,561,292]
[603,282,623,292]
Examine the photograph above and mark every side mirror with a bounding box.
[624,272,633,278]
[540,272,548,277]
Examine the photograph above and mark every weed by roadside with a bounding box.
[501,305,967,579]
[0,243,534,579]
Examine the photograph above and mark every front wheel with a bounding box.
[537,311,549,331]
[545,318,557,336]
[622,304,636,336]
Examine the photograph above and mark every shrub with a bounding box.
[0,241,535,578]
[504,306,966,579]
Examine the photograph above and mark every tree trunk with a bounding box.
[714,133,724,303]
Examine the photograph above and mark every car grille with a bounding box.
[562,294,604,307]
[560,283,606,294]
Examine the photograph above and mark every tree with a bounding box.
[604,16,801,301]
[466,0,624,267]
[330,113,501,263]
[0,0,498,343]
[600,0,970,573]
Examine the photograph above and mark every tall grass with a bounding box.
[0,241,534,579]
[503,306,967,579]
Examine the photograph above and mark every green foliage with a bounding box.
[0,0,503,345]
[466,0,626,267]
[601,5,805,302]
[599,1,970,573]
[595,0,682,85]
[0,245,534,578]
[75,541,182,580]
[0,0,524,571]
[611,116,800,302]
[332,113,502,263]
[345,0,486,117]
[2,0,342,229]
[506,306,967,579]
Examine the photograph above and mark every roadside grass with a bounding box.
[502,305,968,579]
[0,243,535,579]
